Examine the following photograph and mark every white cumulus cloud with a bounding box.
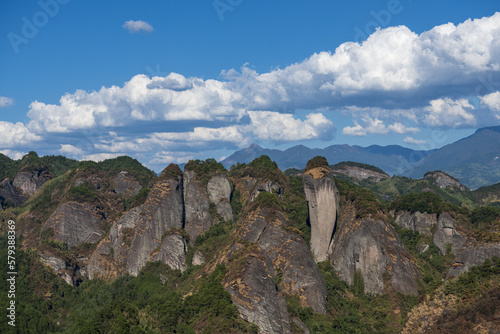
[123,20,153,33]
[0,121,41,148]
[0,97,14,108]
[423,98,476,127]
[404,136,428,145]
[342,116,419,136]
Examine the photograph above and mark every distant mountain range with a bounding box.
[222,126,500,189]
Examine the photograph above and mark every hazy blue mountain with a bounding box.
[403,126,500,189]
[222,143,433,176]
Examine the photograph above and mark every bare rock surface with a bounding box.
[330,209,419,295]
[13,169,51,196]
[433,212,466,256]
[114,171,142,198]
[183,170,211,240]
[395,211,437,236]
[42,202,103,248]
[302,166,339,262]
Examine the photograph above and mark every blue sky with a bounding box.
[1,0,500,171]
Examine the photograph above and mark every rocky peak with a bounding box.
[302,157,340,262]
[331,161,390,184]
[424,171,467,191]
[113,170,142,198]
[13,152,52,196]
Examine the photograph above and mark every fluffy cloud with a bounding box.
[0,97,14,108]
[404,136,428,145]
[423,98,476,127]
[149,151,195,166]
[122,20,153,33]
[59,144,84,157]
[0,149,26,160]
[25,13,500,136]
[342,116,419,136]
[481,91,500,113]
[0,121,41,148]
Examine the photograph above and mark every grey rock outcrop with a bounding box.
[395,211,437,236]
[224,251,291,334]
[0,179,26,208]
[233,208,327,314]
[433,212,465,256]
[86,164,185,278]
[424,171,467,191]
[331,165,389,183]
[207,174,234,222]
[151,234,187,272]
[331,211,419,295]
[114,171,142,198]
[13,169,51,195]
[249,181,283,202]
[302,167,339,262]
[42,202,103,248]
[447,243,500,278]
[192,250,206,266]
[183,170,212,240]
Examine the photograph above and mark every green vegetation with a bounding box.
[229,156,286,185]
[305,156,329,171]
[391,192,446,214]
[41,155,79,177]
[19,151,47,173]
[286,262,418,333]
[0,153,20,180]
[185,158,226,185]
[336,178,384,219]
[67,181,99,204]
[123,188,150,211]
[99,156,156,187]
[283,176,311,244]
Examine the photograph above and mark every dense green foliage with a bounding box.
[230,156,285,184]
[363,175,478,207]
[19,151,47,173]
[286,262,418,333]
[336,178,384,219]
[283,176,311,244]
[185,158,226,186]
[99,156,156,187]
[67,181,99,204]
[41,155,79,177]
[391,192,446,214]
[305,156,329,171]
[0,153,20,181]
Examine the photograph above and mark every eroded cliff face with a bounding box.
[13,168,52,196]
[395,211,437,237]
[86,164,186,278]
[42,202,103,248]
[113,171,142,198]
[330,205,420,295]
[448,243,500,278]
[183,170,212,240]
[302,166,339,262]
[433,212,466,256]
[207,203,327,333]
[424,171,467,191]
[0,179,26,208]
[331,165,389,183]
[207,174,234,222]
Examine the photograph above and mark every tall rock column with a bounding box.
[302,158,340,262]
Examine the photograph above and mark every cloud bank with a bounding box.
[3,13,500,168]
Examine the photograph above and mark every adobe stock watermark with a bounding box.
[353,0,413,43]
[6,0,71,54]
[213,0,244,22]
[6,220,17,327]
